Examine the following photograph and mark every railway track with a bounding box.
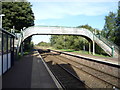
[56,55,119,79]
[38,49,120,89]
[54,55,120,88]
[55,56,120,88]
[38,50,90,89]
[46,61,90,89]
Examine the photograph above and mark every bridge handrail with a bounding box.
[25,25,76,29]
[94,34,119,51]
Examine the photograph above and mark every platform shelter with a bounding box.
[0,28,15,75]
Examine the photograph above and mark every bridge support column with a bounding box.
[92,41,95,55]
[89,42,91,54]
[112,46,114,57]
[21,43,23,56]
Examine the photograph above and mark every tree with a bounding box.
[37,41,50,47]
[2,2,35,51]
[77,24,94,32]
[2,2,34,32]
[115,1,120,46]
[101,1,120,47]
[50,35,89,51]
[101,12,117,42]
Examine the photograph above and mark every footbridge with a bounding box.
[15,26,119,58]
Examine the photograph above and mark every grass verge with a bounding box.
[47,48,110,58]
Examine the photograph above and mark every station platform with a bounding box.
[50,49,119,66]
[2,51,59,89]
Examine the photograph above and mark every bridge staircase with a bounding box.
[93,34,119,58]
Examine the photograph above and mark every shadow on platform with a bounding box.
[2,54,33,88]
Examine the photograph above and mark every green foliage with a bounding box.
[115,1,120,46]
[2,2,35,51]
[77,24,94,32]
[77,24,100,35]
[37,41,50,47]
[101,1,120,47]
[2,2,34,32]
[50,35,89,51]
[101,12,117,42]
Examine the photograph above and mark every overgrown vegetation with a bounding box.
[101,1,120,47]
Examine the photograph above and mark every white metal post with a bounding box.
[93,41,95,55]
[21,29,23,56]
[93,30,95,55]
[0,14,5,28]
[89,42,91,54]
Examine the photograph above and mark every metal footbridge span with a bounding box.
[15,26,119,58]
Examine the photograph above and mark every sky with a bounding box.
[28,0,119,44]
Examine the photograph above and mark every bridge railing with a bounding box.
[94,34,119,52]
[33,25,76,28]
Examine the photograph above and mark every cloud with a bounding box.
[31,2,117,20]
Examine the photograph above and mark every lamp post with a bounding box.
[0,14,5,28]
